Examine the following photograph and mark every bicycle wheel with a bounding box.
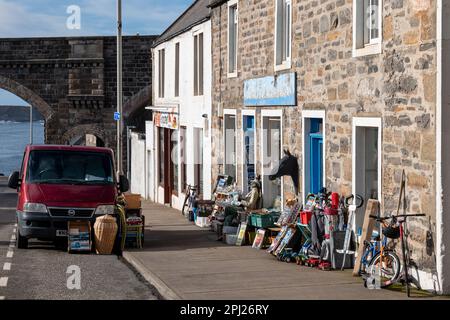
[367,250,401,288]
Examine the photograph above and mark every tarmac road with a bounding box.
[0,177,159,300]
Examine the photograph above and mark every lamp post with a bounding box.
[116,0,123,174]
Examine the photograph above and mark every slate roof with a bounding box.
[152,0,211,47]
[208,0,228,8]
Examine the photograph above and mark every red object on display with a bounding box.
[331,192,340,209]
[300,211,313,225]
[324,207,338,215]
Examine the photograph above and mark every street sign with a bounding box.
[114,112,121,121]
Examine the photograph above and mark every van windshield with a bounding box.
[26,150,114,185]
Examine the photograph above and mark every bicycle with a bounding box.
[361,225,401,288]
[181,184,198,216]
[367,213,425,296]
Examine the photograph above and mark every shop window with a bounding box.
[262,116,282,209]
[158,49,165,98]
[228,0,238,76]
[275,0,292,71]
[180,126,187,191]
[194,32,204,96]
[224,114,237,181]
[175,42,180,97]
[353,0,382,57]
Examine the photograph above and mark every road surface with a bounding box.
[0,177,158,300]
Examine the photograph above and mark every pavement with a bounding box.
[123,201,438,300]
[0,177,158,300]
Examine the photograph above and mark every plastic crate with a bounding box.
[250,214,274,228]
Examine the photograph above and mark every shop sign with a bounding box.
[244,72,296,106]
[154,112,179,130]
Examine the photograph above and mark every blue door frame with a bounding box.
[308,118,323,194]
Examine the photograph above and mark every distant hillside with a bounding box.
[0,105,44,122]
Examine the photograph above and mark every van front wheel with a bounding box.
[16,229,28,249]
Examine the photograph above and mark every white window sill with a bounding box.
[227,72,238,79]
[274,60,291,72]
[353,43,382,58]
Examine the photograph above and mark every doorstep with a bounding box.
[122,201,422,300]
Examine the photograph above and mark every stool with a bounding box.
[125,224,143,249]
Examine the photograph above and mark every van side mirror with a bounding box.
[119,175,130,193]
[8,171,21,190]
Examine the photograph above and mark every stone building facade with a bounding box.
[0,36,156,155]
[209,0,445,292]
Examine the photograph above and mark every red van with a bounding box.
[8,145,129,249]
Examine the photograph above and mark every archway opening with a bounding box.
[0,89,45,176]
[69,134,105,148]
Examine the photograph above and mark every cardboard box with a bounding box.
[68,221,91,253]
[124,193,142,209]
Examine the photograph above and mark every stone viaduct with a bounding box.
[0,35,156,158]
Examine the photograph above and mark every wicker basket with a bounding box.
[94,214,118,255]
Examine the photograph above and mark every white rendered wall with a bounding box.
[130,132,146,197]
[151,19,212,210]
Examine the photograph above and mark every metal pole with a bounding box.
[29,106,33,145]
[127,126,130,180]
[117,0,123,174]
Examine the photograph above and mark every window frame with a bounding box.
[175,42,180,97]
[223,109,238,181]
[193,31,204,96]
[352,0,383,58]
[227,0,239,78]
[158,48,165,98]
[274,0,292,72]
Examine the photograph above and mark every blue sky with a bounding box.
[0,0,192,106]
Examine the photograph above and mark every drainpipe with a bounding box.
[436,0,449,295]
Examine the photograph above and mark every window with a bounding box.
[353,0,382,57]
[175,43,180,97]
[27,151,113,185]
[158,49,165,98]
[194,32,204,96]
[261,113,282,208]
[262,115,282,209]
[224,113,237,180]
[228,1,238,76]
[275,0,292,70]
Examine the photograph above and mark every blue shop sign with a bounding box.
[244,72,296,107]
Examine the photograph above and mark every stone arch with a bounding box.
[0,74,54,120]
[61,124,109,147]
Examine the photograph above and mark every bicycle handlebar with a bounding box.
[369,214,426,221]
[345,194,364,209]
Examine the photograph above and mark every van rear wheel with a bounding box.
[16,229,28,249]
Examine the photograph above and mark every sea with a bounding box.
[0,121,45,176]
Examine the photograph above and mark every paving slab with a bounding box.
[124,201,437,300]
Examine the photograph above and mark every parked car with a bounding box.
[8,145,129,249]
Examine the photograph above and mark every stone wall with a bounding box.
[0,36,156,162]
[211,0,437,271]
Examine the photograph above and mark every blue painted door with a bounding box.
[310,133,323,194]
